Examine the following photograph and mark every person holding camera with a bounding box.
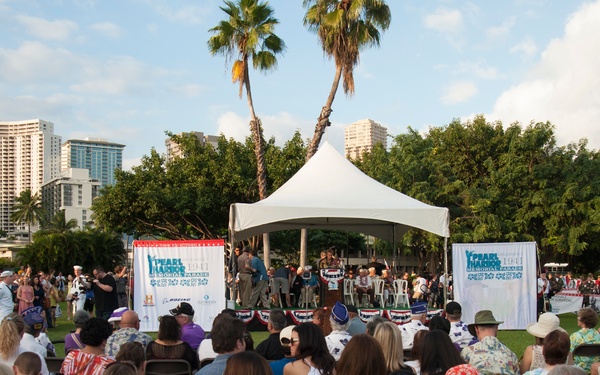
[70,265,90,313]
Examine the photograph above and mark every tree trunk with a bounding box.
[243,59,270,262]
[306,64,343,160]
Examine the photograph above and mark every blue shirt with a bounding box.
[251,257,268,283]
[270,357,295,375]
[195,353,234,375]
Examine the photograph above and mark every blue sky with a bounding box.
[1,0,599,170]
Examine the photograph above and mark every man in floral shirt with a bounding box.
[461,310,519,375]
[105,310,152,357]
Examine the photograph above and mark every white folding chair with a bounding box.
[372,279,386,307]
[343,278,355,305]
[393,279,410,308]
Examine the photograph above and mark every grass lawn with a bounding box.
[45,302,577,360]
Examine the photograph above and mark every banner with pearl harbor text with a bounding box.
[133,239,225,332]
[452,242,537,330]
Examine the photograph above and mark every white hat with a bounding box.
[73,265,83,270]
[279,325,296,346]
[526,313,566,338]
[1,270,13,278]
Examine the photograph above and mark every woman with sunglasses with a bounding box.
[283,322,335,375]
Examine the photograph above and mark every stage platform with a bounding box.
[234,307,443,331]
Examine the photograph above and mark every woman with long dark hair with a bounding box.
[146,315,198,370]
[284,322,335,375]
[419,330,476,375]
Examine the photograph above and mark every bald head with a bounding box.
[120,311,140,328]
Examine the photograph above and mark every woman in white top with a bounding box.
[520,313,566,374]
[284,322,335,375]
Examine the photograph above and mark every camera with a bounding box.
[302,266,312,280]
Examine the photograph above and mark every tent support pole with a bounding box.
[300,228,307,269]
[443,237,448,307]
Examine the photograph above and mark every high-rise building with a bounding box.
[41,168,101,228]
[0,119,62,234]
[165,131,219,162]
[61,138,125,188]
[344,119,388,160]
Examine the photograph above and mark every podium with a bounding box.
[319,268,345,307]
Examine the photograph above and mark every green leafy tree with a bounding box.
[92,136,307,241]
[303,0,391,159]
[42,211,79,234]
[208,0,286,200]
[356,116,600,273]
[18,228,125,273]
[10,189,46,243]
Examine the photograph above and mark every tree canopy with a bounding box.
[355,115,600,272]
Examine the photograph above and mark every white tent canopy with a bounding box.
[229,142,450,244]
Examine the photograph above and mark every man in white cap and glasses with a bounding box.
[0,270,15,322]
[461,309,519,375]
[70,265,90,313]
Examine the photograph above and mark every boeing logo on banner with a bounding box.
[466,250,523,272]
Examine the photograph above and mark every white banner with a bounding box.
[452,242,537,330]
[550,292,583,314]
[133,240,226,332]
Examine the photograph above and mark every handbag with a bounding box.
[42,296,51,310]
[55,304,62,317]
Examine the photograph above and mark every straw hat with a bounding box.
[526,312,565,338]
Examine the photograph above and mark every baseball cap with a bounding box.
[445,301,462,315]
[169,302,194,316]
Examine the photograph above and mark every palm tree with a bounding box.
[10,189,46,242]
[43,210,79,234]
[303,0,391,159]
[208,0,286,201]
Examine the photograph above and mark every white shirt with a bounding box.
[325,330,352,360]
[0,346,49,375]
[21,333,48,358]
[401,319,429,349]
[0,281,14,322]
[197,338,217,362]
[449,320,477,350]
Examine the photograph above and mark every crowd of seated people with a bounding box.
[7,261,600,375]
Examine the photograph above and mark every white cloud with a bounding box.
[486,17,516,39]
[0,41,87,83]
[89,22,122,38]
[70,57,152,95]
[15,15,78,40]
[455,61,501,80]
[490,0,600,150]
[170,83,206,98]
[423,8,463,34]
[510,37,538,57]
[144,1,210,25]
[441,82,477,105]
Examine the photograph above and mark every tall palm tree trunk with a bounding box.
[243,64,271,267]
[306,65,343,160]
[301,65,343,267]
